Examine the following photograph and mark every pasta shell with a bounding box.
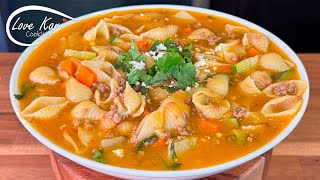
[188,28,214,40]
[225,24,249,35]
[122,82,145,117]
[105,23,133,34]
[78,127,93,146]
[21,96,69,120]
[206,75,229,96]
[163,102,190,130]
[135,109,164,142]
[222,40,246,63]
[238,76,263,95]
[81,60,121,78]
[29,66,60,85]
[192,88,230,119]
[160,90,189,107]
[117,121,135,136]
[120,34,143,41]
[101,136,126,148]
[65,78,93,102]
[71,101,106,120]
[95,78,118,108]
[247,32,269,53]
[91,47,119,62]
[260,53,290,72]
[84,20,109,42]
[261,96,302,117]
[140,25,178,41]
[263,80,307,97]
[250,71,272,89]
[173,10,197,22]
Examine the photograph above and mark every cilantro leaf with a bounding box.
[171,63,196,89]
[164,38,177,49]
[128,69,153,85]
[14,83,35,100]
[181,43,193,63]
[156,51,183,73]
[92,150,106,163]
[114,40,146,72]
[152,71,168,84]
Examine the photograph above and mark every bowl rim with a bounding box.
[9,4,310,178]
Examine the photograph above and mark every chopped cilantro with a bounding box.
[31,95,39,99]
[114,40,146,72]
[14,83,35,100]
[171,63,196,89]
[149,40,161,51]
[156,51,183,73]
[92,149,106,163]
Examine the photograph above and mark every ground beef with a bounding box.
[177,126,189,136]
[182,112,189,121]
[207,35,221,46]
[92,83,109,92]
[273,82,297,96]
[111,27,121,36]
[233,107,248,119]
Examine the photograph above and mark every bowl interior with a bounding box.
[9,4,310,179]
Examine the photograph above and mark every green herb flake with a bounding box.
[92,149,106,163]
[31,95,39,99]
[169,143,181,170]
[14,83,35,100]
[135,135,158,152]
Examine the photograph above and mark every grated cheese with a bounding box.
[129,61,145,70]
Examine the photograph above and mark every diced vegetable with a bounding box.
[154,138,167,148]
[247,47,259,57]
[229,118,240,128]
[231,55,259,74]
[14,83,35,100]
[135,40,150,51]
[214,64,232,73]
[117,121,135,136]
[274,68,294,81]
[197,120,219,131]
[227,129,248,145]
[75,65,97,87]
[101,136,126,148]
[183,27,192,34]
[173,137,197,155]
[64,49,97,60]
[60,59,76,76]
[135,135,158,152]
[92,149,106,163]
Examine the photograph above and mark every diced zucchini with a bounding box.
[64,49,96,60]
[274,68,294,81]
[226,129,248,145]
[229,118,240,128]
[135,135,158,152]
[110,37,124,45]
[231,55,258,74]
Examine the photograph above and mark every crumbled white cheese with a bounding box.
[154,52,165,60]
[194,60,206,67]
[214,43,226,53]
[185,86,191,91]
[203,69,211,73]
[144,52,150,56]
[135,82,141,86]
[156,43,167,51]
[178,46,182,52]
[140,13,144,17]
[129,61,145,70]
[194,82,199,88]
[141,82,150,88]
[112,149,124,158]
[170,80,175,85]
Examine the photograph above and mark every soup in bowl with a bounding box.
[10,5,309,179]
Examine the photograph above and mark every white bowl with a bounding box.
[10,4,310,180]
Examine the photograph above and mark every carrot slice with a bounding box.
[197,119,219,131]
[183,27,192,34]
[75,65,97,87]
[214,64,232,73]
[247,47,259,57]
[154,138,166,148]
[61,59,76,76]
[135,40,149,51]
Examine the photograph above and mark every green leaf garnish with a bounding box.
[14,83,35,100]
[92,149,106,163]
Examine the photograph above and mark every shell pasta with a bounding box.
[16,8,307,170]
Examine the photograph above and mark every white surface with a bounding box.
[9,5,310,180]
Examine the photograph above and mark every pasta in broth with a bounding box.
[16,9,307,170]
